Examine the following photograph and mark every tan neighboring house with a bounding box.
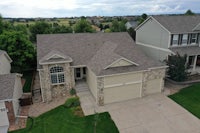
[0,50,23,133]
[37,32,167,105]
[135,15,200,74]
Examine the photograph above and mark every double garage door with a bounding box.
[104,83,141,104]
[103,73,162,104]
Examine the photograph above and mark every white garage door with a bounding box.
[104,83,141,104]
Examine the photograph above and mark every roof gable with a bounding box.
[104,57,139,69]
[135,16,170,33]
[39,50,72,65]
[0,50,12,63]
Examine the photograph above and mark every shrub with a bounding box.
[64,97,80,108]
[70,88,76,96]
[166,53,189,82]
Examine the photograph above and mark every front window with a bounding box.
[181,34,188,45]
[172,34,179,46]
[188,56,195,68]
[191,34,197,44]
[50,66,65,84]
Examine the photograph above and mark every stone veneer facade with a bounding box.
[142,68,166,96]
[39,63,75,102]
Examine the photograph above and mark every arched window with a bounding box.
[50,66,65,84]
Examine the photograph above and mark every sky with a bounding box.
[0,0,199,18]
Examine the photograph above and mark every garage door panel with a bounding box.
[104,83,141,104]
[146,79,162,94]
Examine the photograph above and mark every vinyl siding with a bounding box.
[136,18,170,49]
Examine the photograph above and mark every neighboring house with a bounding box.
[37,32,167,105]
[135,15,200,74]
[0,50,12,74]
[125,21,138,29]
[0,50,23,132]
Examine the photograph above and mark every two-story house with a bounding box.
[0,50,23,133]
[135,15,200,74]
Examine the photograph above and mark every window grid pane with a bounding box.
[172,35,178,46]
[51,74,58,84]
[182,34,188,45]
[58,74,65,83]
[191,34,197,43]
[50,66,65,84]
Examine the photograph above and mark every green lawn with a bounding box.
[22,71,34,92]
[169,83,200,118]
[10,98,119,133]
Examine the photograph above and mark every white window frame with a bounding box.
[172,34,179,46]
[50,66,65,85]
[191,33,197,44]
[181,34,188,46]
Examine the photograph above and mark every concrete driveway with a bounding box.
[77,91,200,133]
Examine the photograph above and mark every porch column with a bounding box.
[193,55,197,71]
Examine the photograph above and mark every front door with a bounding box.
[75,68,82,80]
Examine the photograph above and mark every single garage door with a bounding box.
[104,83,141,104]
[146,79,162,95]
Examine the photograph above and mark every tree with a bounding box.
[110,20,126,32]
[166,53,189,82]
[74,18,94,33]
[52,25,72,33]
[138,13,148,25]
[29,21,52,42]
[99,23,103,31]
[128,27,136,40]
[185,9,195,16]
[0,31,36,72]
[0,14,3,34]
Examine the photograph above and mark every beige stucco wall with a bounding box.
[86,68,97,100]
[0,54,11,74]
[12,75,23,117]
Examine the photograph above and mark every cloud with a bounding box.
[0,0,199,17]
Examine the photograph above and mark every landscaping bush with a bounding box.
[70,88,76,95]
[64,97,80,108]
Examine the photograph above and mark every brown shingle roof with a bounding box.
[0,74,16,100]
[152,15,200,33]
[170,46,200,56]
[37,32,165,76]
